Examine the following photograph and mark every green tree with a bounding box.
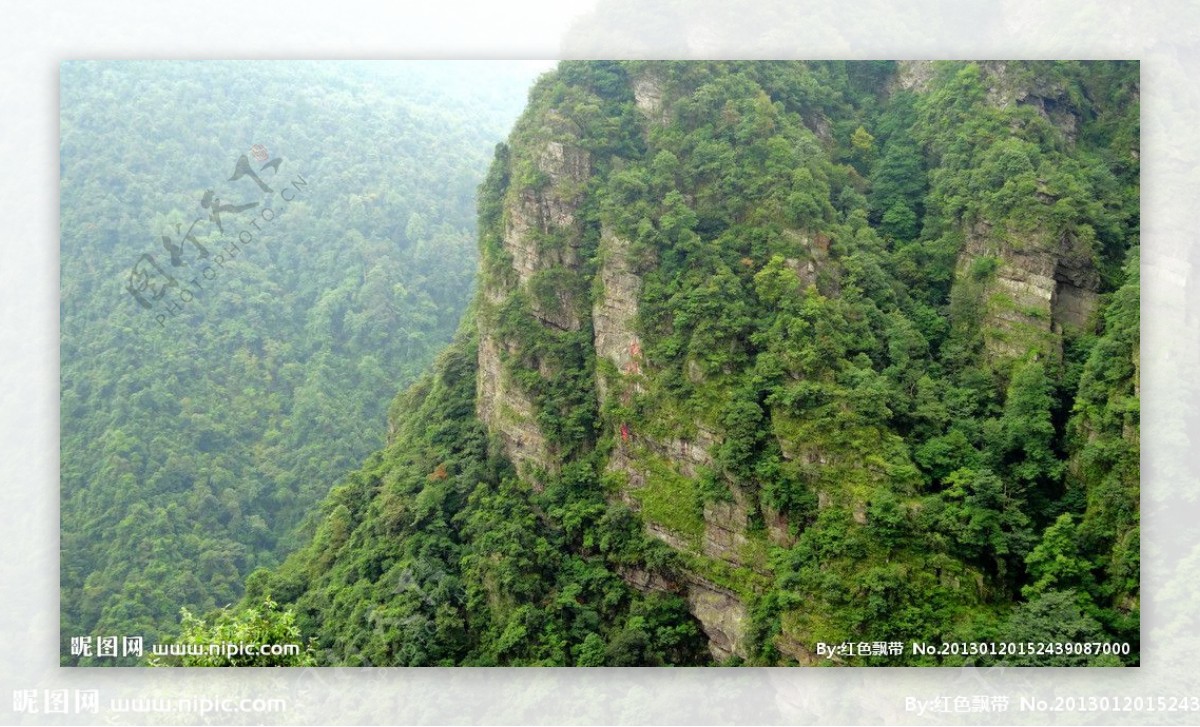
[998,589,1118,666]
[156,598,316,667]
[879,201,918,241]
[1023,513,1094,600]
[994,360,1065,509]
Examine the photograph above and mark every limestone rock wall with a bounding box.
[685,576,749,660]
[475,333,551,481]
[956,223,1101,363]
[620,564,750,661]
[476,110,593,481]
[593,225,643,400]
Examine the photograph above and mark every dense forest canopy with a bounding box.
[226,60,1138,667]
[59,61,539,664]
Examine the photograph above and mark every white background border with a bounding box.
[3,0,1193,723]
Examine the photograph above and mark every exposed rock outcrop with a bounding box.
[604,425,755,658]
[620,565,750,661]
[979,61,1082,143]
[895,61,1084,144]
[593,225,643,400]
[774,631,819,665]
[685,576,749,661]
[472,61,1125,665]
[503,137,591,330]
[633,72,667,124]
[645,521,692,551]
[618,566,677,594]
[703,500,750,567]
[956,222,1100,362]
[476,113,594,479]
[476,333,551,483]
[606,424,720,482]
[762,505,796,547]
[894,60,935,94]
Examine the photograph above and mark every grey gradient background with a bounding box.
[1,0,1192,723]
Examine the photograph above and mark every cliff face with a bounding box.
[593,226,642,400]
[476,108,594,484]
[898,60,1117,365]
[270,61,1138,667]
[469,60,1138,662]
[472,73,821,661]
[955,222,1101,362]
[476,67,761,657]
[896,60,1086,143]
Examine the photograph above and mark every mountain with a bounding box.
[245,60,1139,666]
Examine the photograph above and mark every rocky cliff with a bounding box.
[475,102,595,484]
[465,60,1138,662]
[475,66,765,657]
[266,60,1140,667]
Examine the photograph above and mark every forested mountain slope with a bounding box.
[248,60,1139,666]
[59,61,536,664]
